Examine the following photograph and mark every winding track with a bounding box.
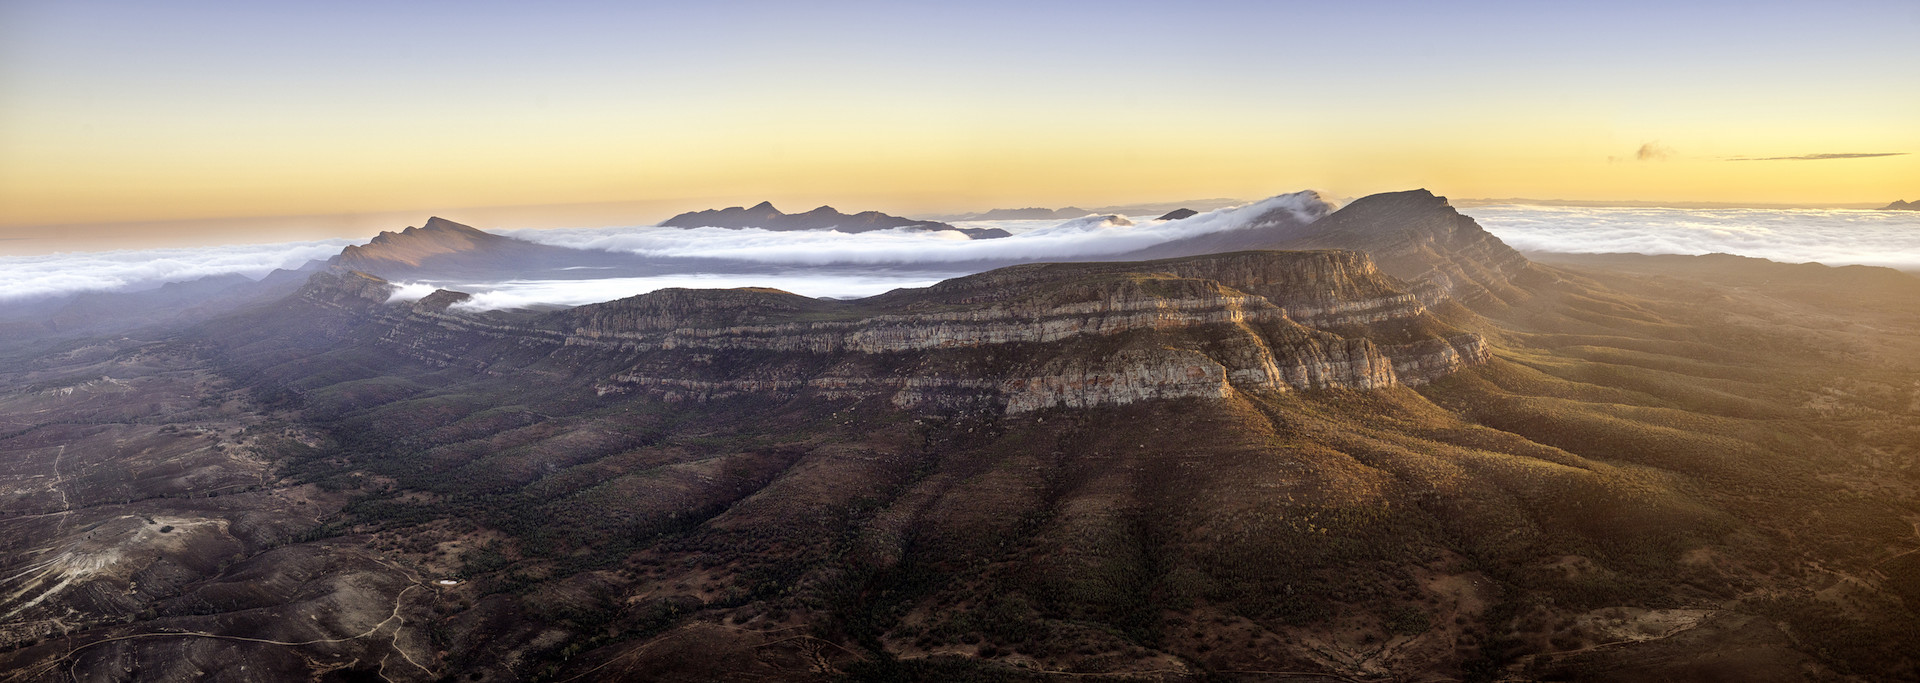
[3,575,436,682]
[49,445,69,515]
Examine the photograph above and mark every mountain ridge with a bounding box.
[930,198,1245,222]
[283,248,1487,413]
[325,215,686,282]
[661,202,1011,239]
[332,216,509,269]
[1252,189,1538,309]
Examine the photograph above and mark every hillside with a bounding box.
[1,191,1916,682]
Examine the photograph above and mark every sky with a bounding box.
[2,0,1916,251]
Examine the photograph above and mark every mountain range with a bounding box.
[931,198,1247,222]
[662,202,1012,239]
[1,190,1916,681]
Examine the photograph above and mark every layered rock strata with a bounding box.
[290,250,1487,414]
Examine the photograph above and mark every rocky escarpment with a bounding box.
[283,251,1486,414]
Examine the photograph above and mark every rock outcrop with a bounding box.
[283,250,1486,414]
[1156,208,1198,220]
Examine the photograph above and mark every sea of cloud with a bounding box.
[387,269,970,310]
[1469,205,1920,272]
[9,199,1917,309]
[499,192,1329,265]
[0,238,356,301]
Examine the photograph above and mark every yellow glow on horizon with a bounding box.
[6,1,1917,238]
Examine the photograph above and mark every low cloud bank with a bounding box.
[0,239,354,301]
[14,197,1914,311]
[1471,205,1920,271]
[390,270,968,311]
[504,192,1329,265]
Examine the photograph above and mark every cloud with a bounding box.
[0,239,355,301]
[1635,142,1674,161]
[503,192,1332,266]
[391,270,968,311]
[1728,152,1908,161]
[1468,204,1920,271]
[0,192,1329,310]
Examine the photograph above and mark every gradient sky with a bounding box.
[2,0,1916,248]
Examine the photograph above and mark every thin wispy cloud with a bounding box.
[1609,142,1673,163]
[1729,152,1908,161]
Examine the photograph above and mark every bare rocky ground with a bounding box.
[0,342,442,682]
[0,243,1915,681]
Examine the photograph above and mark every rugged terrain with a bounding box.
[2,192,1917,682]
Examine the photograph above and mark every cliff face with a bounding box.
[285,250,1486,414]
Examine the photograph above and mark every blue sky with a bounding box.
[1,0,1915,240]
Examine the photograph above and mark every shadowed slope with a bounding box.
[1257,189,1539,310]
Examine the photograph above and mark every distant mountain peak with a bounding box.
[421,216,497,235]
[1884,199,1917,210]
[660,202,1008,239]
[930,199,1243,222]
[1266,188,1536,309]
[335,217,509,269]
